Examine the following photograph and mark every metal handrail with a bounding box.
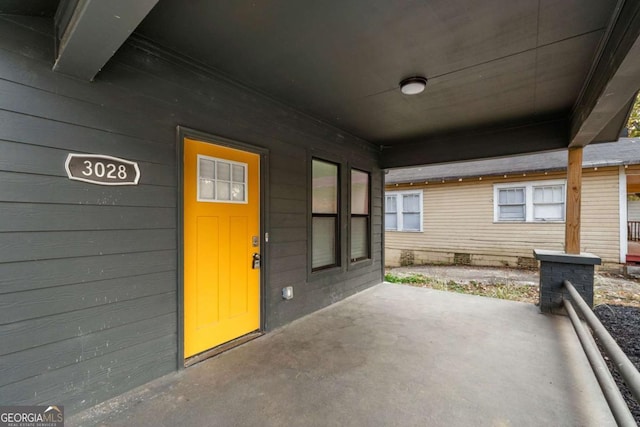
[562,299,636,426]
[563,280,640,426]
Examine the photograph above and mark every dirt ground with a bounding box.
[387,264,640,307]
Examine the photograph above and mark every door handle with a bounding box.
[252,253,261,269]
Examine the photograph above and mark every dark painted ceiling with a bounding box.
[0,0,60,17]
[6,0,633,166]
[136,0,617,146]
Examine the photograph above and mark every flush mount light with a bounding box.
[400,76,428,95]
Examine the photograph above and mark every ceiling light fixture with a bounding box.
[400,76,428,95]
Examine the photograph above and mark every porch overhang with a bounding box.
[569,0,640,147]
[52,0,158,81]
[11,0,640,168]
[379,117,569,169]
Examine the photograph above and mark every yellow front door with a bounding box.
[183,137,260,359]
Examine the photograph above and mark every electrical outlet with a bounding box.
[282,286,293,300]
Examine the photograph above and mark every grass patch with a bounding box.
[385,269,640,308]
[385,272,538,304]
[384,273,432,284]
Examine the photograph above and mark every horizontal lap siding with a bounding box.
[581,168,620,262]
[0,16,179,413]
[629,200,640,221]
[0,16,382,413]
[385,169,620,265]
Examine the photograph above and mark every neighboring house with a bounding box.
[385,138,640,270]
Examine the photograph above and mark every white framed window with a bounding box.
[385,190,423,232]
[533,185,565,221]
[494,180,565,222]
[497,187,526,221]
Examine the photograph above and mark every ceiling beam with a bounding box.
[380,119,569,169]
[570,0,640,147]
[53,0,158,81]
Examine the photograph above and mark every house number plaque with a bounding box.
[65,153,141,186]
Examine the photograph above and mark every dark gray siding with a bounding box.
[0,14,382,414]
[0,15,178,413]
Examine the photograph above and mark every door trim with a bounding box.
[176,126,269,369]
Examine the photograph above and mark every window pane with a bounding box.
[534,185,563,203]
[217,162,230,180]
[499,205,525,220]
[232,164,245,183]
[506,190,514,203]
[199,158,215,179]
[534,204,564,221]
[199,179,214,200]
[403,213,420,231]
[217,182,230,200]
[351,217,368,260]
[402,194,420,212]
[231,183,245,201]
[312,217,336,269]
[312,160,338,214]
[500,188,524,204]
[385,195,397,213]
[553,186,563,202]
[351,170,369,214]
[385,213,397,230]
[516,189,525,203]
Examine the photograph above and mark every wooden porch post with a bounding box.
[537,146,599,313]
[565,147,583,254]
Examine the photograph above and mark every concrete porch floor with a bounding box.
[69,283,615,427]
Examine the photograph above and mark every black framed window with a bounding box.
[312,159,340,271]
[350,169,370,262]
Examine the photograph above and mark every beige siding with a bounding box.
[629,200,640,221]
[385,167,620,267]
[627,165,640,173]
[581,168,620,263]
